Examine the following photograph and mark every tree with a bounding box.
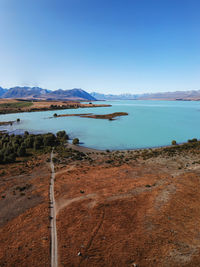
[6,153,16,163]
[0,152,4,163]
[17,146,26,157]
[73,138,79,145]
[171,140,177,145]
[34,140,41,150]
[13,143,19,152]
[188,138,198,143]
[24,137,34,148]
[24,131,29,136]
[14,135,23,145]
[57,130,68,140]
[43,133,56,146]
[35,136,43,147]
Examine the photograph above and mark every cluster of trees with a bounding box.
[50,104,80,110]
[172,138,198,146]
[0,130,69,164]
[188,138,198,143]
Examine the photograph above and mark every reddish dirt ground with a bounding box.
[1,145,200,266]
[0,155,51,267]
[55,156,200,267]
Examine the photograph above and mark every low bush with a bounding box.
[171,140,177,145]
[188,138,198,143]
[73,138,79,145]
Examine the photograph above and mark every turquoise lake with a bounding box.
[1,100,200,150]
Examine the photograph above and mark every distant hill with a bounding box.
[1,86,200,101]
[0,87,96,101]
[0,87,8,97]
[91,90,200,101]
[3,87,50,98]
[47,88,96,101]
[90,92,138,100]
[137,90,200,100]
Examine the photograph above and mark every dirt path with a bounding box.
[56,193,97,215]
[50,149,58,267]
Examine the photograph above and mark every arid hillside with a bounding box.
[1,141,200,266]
[0,154,51,266]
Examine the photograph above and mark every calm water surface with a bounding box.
[1,100,200,150]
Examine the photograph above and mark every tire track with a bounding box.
[79,208,105,265]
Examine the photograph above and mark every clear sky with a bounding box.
[0,0,200,94]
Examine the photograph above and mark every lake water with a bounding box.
[1,100,200,150]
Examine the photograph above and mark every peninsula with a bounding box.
[53,112,128,120]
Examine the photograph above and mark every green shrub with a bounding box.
[24,137,34,148]
[34,140,41,150]
[171,140,177,145]
[35,136,43,146]
[43,133,56,146]
[188,138,198,143]
[73,138,79,145]
[6,153,16,163]
[17,146,26,157]
[57,130,68,140]
[24,131,29,136]
[0,152,4,163]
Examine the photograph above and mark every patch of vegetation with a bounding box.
[16,184,32,192]
[0,130,68,164]
[0,101,33,109]
[138,138,200,160]
[105,159,114,164]
[55,146,90,163]
[73,138,79,145]
[188,138,198,143]
[50,104,79,110]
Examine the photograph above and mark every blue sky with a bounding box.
[0,0,200,94]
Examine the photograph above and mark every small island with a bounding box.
[53,112,128,120]
[0,118,20,126]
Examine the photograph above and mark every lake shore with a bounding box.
[0,99,111,115]
[1,100,200,150]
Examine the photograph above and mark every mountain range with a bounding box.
[0,87,96,101]
[1,86,200,101]
[91,90,200,101]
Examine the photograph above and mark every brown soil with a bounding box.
[0,155,51,267]
[1,144,200,266]
[54,146,200,267]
